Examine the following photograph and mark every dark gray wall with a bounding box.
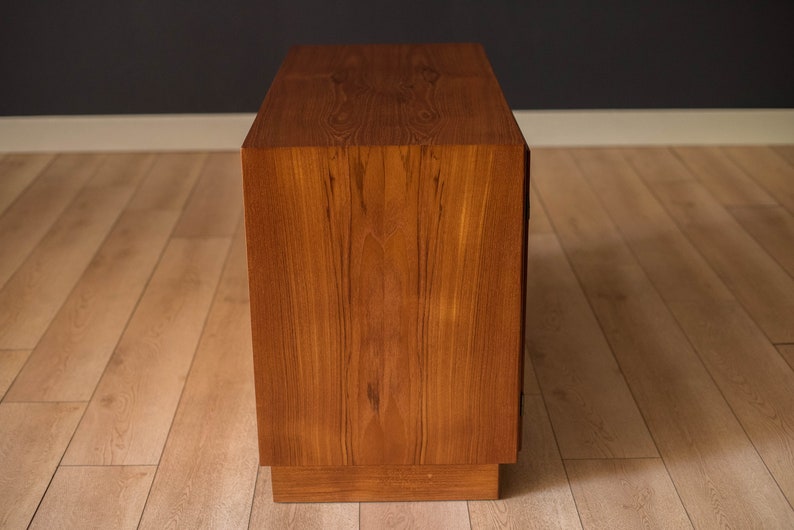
[2,1,792,115]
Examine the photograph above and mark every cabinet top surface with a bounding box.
[243,43,526,148]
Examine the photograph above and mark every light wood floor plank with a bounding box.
[126,152,207,211]
[526,233,656,459]
[618,147,692,184]
[771,145,794,167]
[533,148,794,528]
[0,182,139,349]
[779,345,794,372]
[468,396,582,530]
[565,459,692,529]
[62,237,230,465]
[529,178,554,235]
[522,348,542,397]
[0,153,102,288]
[0,153,54,216]
[521,180,551,398]
[728,205,794,277]
[361,502,470,529]
[30,466,155,530]
[574,148,794,503]
[5,209,180,402]
[172,152,243,237]
[724,146,794,214]
[0,402,85,529]
[573,149,733,305]
[0,350,29,400]
[138,234,258,529]
[624,148,794,343]
[674,301,794,501]
[674,146,776,206]
[248,467,358,529]
[87,152,157,187]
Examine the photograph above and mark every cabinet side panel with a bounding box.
[347,146,423,465]
[242,147,349,466]
[420,145,525,464]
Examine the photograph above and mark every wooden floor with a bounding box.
[0,146,793,529]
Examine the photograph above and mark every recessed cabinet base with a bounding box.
[271,464,499,502]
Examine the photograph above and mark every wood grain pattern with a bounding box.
[468,396,582,530]
[138,234,258,529]
[525,232,656,459]
[723,146,794,214]
[244,143,525,467]
[0,181,138,349]
[5,209,179,402]
[674,146,776,206]
[565,459,692,529]
[623,148,794,343]
[0,402,84,529]
[0,153,54,216]
[670,300,794,502]
[360,501,470,529]
[728,204,794,277]
[244,43,525,148]
[573,148,794,502]
[533,148,794,528]
[249,468,358,529]
[0,350,28,400]
[30,466,155,530]
[126,152,207,211]
[0,153,102,288]
[62,237,230,465]
[172,152,243,237]
[270,464,498,502]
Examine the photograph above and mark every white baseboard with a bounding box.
[514,109,794,146]
[0,110,792,152]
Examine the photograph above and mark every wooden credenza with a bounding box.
[241,43,529,502]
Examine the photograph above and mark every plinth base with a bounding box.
[270,464,500,502]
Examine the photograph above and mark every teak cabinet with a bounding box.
[241,43,529,502]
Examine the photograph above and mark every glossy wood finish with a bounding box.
[1,148,793,527]
[242,44,528,501]
[244,43,524,149]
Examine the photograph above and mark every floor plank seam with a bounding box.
[0,154,57,221]
[617,147,794,510]
[722,147,794,217]
[628,148,786,346]
[0,154,114,403]
[528,184,600,530]
[540,151,665,462]
[555,148,730,527]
